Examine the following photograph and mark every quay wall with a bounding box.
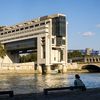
[0,62,35,74]
[0,62,89,74]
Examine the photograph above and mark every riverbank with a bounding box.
[0,88,100,100]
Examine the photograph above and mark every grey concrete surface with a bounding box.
[0,88,100,100]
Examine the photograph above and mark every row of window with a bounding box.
[52,38,65,45]
[0,21,50,36]
[1,31,46,43]
[0,25,48,39]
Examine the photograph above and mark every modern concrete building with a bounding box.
[0,14,68,73]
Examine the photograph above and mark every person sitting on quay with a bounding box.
[74,74,86,91]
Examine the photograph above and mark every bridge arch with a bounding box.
[82,64,100,72]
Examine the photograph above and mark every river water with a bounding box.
[0,73,100,94]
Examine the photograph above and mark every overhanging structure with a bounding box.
[0,14,68,73]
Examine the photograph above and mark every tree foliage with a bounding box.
[0,43,6,58]
[68,50,83,59]
[19,53,37,63]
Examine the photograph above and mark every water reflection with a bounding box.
[0,73,100,94]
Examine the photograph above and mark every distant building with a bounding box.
[68,48,100,63]
[68,48,100,56]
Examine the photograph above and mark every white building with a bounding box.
[0,14,68,73]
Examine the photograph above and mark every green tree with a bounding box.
[19,53,37,63]
[0,43,6,59]
[68,50,83,59]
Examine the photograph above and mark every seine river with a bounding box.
[0,73,100,94]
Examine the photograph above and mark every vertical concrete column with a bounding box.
[37,36,41,66]
[84,58,87,63]
[97,58,100,62]
[46,65,51,74]
[63,47,67,66]
[62,65,67,73]
[90,58,93,63]
[88,58,90,63]
[37,65,42,74]
[94,58,97,62]
[45,34,51,66]
[99,58,100,62]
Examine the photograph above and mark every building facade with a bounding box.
[0,14,68,73]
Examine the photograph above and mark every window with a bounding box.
[54,57,56,61]
[52,38,55,44]
[40,23,45,25]
[16,29,19,31]
[62,39,65,45]
[4,32,7,34]
[46,21,50,24]
[1,33,3,35]
[60,50,63,61]
[20,28,24,30]
[41,45,45,59]
[12,30,15,32]
[35,24,39,27]
[30,25,34,28]
[8,31,11,33]
[25,27,28,29]
[52,16,66,37]
[0,29,3,32]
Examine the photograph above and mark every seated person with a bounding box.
[74,74,86,91]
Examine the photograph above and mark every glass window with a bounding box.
[52,38,55,44]
[35,24,39,27]
[4,32,7,34]
[1,33,3,35]
[8,31,11,33]
[12,30,15,32]
[62,39,65,45]
[60,50,63,61]
[46,21,50,24]
[30,25,34,28]
[52,16,66,37]
[40,23,45,25]
[20,28,24,30]
[16,29,19,31]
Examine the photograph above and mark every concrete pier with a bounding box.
[46,65,51,74]
[62,65,67,73]
[37,65,42,74]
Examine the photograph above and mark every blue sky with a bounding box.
[0,0,100,50]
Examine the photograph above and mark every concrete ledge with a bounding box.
[1,88,100,100]
[0,90,14,97]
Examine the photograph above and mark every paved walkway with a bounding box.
[0,88,100,100]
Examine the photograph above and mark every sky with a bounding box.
[0,0,100,50]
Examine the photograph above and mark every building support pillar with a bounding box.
[46,65,51,74]
[62,65,67,73]
[37,65,42,74]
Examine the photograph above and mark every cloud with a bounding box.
[82,32,95,37]
[96,24,100,28]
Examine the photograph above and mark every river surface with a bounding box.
[0,73,100,94]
